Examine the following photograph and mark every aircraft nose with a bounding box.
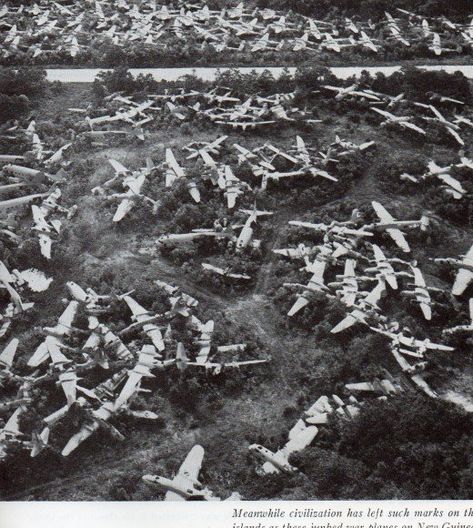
[142,474,157,486]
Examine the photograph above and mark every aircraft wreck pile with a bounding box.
[2,1,473,65]
[0,272,270,460]
[2,64,473,499]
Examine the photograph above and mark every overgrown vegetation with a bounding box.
[1,65,473,500]
[0,67,53,123]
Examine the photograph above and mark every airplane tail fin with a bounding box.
[350,208,361,222]
[176,342,188,370]
[93,349,109,370]
[133,128,145,141]
[146,157,154,171]
[30,427,50,457]
[420,215,430,231]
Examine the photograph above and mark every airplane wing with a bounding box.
[437,173,465,195]
[142,323,164,351]
[280,420,318,458]
[345,381,377,392]
[411,374,437,398]
[420,339,454,352]
[0,338,19,369]
[167,445,205,500]
[123,295,149,318]
[67,281,88,302]
[58,369,78,406]
[288,221,324,230]
[372,243,385,263]
[113,198,134,222]
[16,269,52,292]
[202,262,224,275]
[108,158,129,174]
[295,135,306,152]
[386,227,410,252]
[309,167,338,182]
[47,337,70,367]
[222,359,267,368]
[372,201,394,223]
[419,302,432,321]
[114,371,143,410]
[342,290,357,308]
[340,259,357,306]
[0,261,14,283]
[372,244,398,289]
[165,169,177,187]
[401,121,426,135]
[57,301,79,328]
[330,313,359,333]
[31,205,49,230]
[211,135,228,148]
[364,280,385,308]
[307,259,326,288]
[371,107,393,119]
[344,258,355,279]
[61,421,99,456]
[166,148,185,178]
[164,490,187,501]
[226,190,237,209]
[125,174,146,194]
[331,242,350,259]
[288,295,309,317]
[324,85,343,93]
[350,90,380,101]
[412,267,426,288]
[0,407,22,438]
[305,396,332,424]
[27,340,50,367]
[225,166,242,209]
[199,149,217,168]
[428,104,444,120]
[196,342,212,364]
[453,267,473,296]
[38,233,53,259]
[445,126,464,146]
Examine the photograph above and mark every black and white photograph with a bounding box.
[1,0,473,505]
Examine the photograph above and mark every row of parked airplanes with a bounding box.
[65,81,473,202]
[75,82,473,151]
[2,1,473,61]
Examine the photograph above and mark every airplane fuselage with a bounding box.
[249,444,296,474]
[435,258,473,272]
[142,475,206,500]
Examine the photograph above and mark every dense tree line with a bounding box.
[288,395,473,499]
[0,68,52,123]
